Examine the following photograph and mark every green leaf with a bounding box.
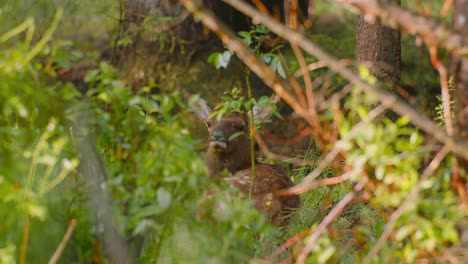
[318,246,335,264]
[135,205,165,218]
[157,187,171,210]
[132,219,158,236]
[26,202,47,220]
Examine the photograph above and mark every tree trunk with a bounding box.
[115,0,253,89]
[355,0,401,84]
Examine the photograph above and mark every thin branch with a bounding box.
[296,177,369,264]
[290,0,299,29]
[440,0,453,17]
[336,0,468,55]
[306,171,352,188]
[293,60,327,78]
[429,44,454,136]
[219,0,468,161]
[19,215,30,264]
[247,71,257,200]
[288,75,309,108]
[279,105,387,196]
[252,0,271,16]
[452,159,468,209]
[293,59,353,78]
[363,146,450,264]
[48,219,77,264]
[255,133,315,166]
[291,44,319,129]
[318,83,353,111]
[268,229,313,261]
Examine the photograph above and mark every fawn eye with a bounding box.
[205,121,212,128]
[236,124,245,131]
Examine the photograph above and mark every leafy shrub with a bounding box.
[0,18,280,263]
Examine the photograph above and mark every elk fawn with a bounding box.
[191,96,301,226]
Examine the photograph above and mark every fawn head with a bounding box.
[205,112,249,154]
[190,96,252,176]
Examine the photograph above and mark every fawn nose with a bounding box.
[210,130,226,142]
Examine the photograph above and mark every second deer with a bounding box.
[191,96,301,226]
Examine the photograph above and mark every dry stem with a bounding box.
[48,219,77,264]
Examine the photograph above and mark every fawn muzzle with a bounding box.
[209,129,228,151]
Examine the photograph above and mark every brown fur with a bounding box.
[192,100,301,226]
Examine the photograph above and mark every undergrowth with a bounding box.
[1,1,466,263]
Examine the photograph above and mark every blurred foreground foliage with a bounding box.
[0,17,277,263]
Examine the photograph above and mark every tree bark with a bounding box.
[355,0,401,84]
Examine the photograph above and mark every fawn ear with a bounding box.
[187,93,212,121]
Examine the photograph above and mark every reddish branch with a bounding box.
[252,0,271,16]
[441,0,454,17]
[49,219,77,264]
[254,133,315,166]
[429,45,454,136]
[278,105,387,196]
[304,171,352,189]
[291,44,320,129]
[219,0,468,162]
[337,0,468,55]
[268,228,313,261]
[297,177,369,264]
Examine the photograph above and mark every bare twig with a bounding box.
[440,0,453,17]
[269,229,313,261]
[218,0,468,161]
[290,0,299,29]
[429,44,454,136]
[318,83,353,111]
[289,75,309,108]
[291,44,320,129]
[452,159,468,209]
[293,60,327,78]
[247,71,257,200]
[363,146,450,263]
[252,0,271,16]
[255,133,315,166]
[279,105,387,196]
[306,171,352,188]
[19,215,30,264]
[297,177,369,264]
[293,59,353,78]
[48,219,77,264]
